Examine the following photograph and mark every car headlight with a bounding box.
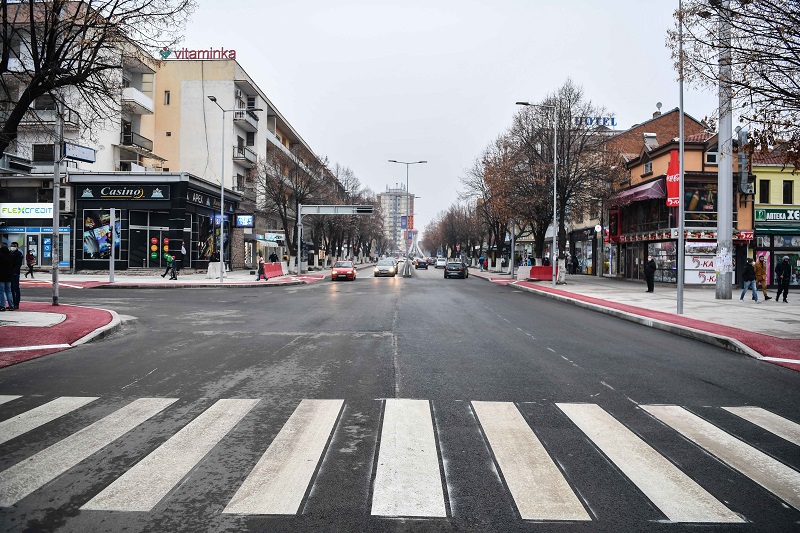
[389,268,395,273]
[332,270,338,275]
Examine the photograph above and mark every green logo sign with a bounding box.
[755,209,766,222]
[159,47,172,60]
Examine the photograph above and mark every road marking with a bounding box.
[0,344,71,353]
[0,395,21,406]
[0,396,99,445]
[761,356,800,364]
[558,403,742,523]
[82,398,259,512]
[473,401,589,521]
[224,399,343,515]
[547,348,556,353]
[722,406,800,445]
[371,399,446,517]
[0,397,177,507]
[644,405,800,511]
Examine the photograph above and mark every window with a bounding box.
[784,180,794,204]
[33,95,56,110]
[643,161,652,175]
[164,91,171,105]
[246,132,255,147]
[705,151,718,164]
[247,96,256,109]
[759,179,770,204]
[32,144,54,162]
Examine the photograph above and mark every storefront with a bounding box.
[569,228,595,274]
[753,208,800,287]
[0,203,71,267]
[69,172,241,271]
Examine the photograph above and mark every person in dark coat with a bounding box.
[775,256,792,303]
[0,244,15,311]
[739,257,759,302]
[644,254,657,293]
[9,241,23,309]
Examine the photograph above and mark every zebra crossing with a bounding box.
[0,395,798,525]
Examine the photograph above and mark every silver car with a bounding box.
[374,258,397,277]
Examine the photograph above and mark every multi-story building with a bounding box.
[378,184,414,254]
[751,151,800,287]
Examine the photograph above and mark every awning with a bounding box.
[756,224,800,235]
[609,178,666,207]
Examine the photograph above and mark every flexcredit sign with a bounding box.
[0,203,54,218]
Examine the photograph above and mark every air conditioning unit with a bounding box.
[41,180,53,190]
[59,186,74,213]
[235,89,243,99]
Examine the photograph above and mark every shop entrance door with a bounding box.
[129,227,169,268]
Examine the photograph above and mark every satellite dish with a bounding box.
[656,102,663,110]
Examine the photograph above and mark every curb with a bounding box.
[71,308,122,347]
[472,272,765,361]
[94,280,307,289]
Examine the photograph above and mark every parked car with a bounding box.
[444,260,469,279]
[435,257,447,268]
[374,258,397,277]
[415,258,428,269]
[331,260,356,281]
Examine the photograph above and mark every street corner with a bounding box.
[0,302,120,368]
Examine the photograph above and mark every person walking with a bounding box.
[775,256,791,303]
[479,254,484,271]
[256,254,267,281]
[571,254,579,275]
[9,242,23,309]
[25,249,35,278]
[753,255,772,301]
[160,253,175,279]
[740,257,760,303]
[0,243,15,311]
[644,254,657,293]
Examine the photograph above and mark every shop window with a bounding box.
[82,209,120,260]
[32,143,55,162]
[783,180,793,205]
[759,180,770,203]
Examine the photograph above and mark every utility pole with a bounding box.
[716,0,733,299]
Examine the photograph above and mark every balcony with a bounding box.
[17,108,80,130]
[121,87,154,115]
[120,131,153,152]
[232,145,258,168]
[233,109,259,133]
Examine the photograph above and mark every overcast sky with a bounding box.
[182,0,719,236]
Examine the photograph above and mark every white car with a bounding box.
[435,257,447,268]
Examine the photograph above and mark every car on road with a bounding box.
[426,257,436,265]
[374,259,397,277]
[444,260,469,279]
[435,257,447,268]
[331,261,356,281]
[414,258,428,269]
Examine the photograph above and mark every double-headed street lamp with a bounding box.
[208,95,262,283]
[388,159,426,276]
[516,102,558,288]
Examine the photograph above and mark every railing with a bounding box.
[18,108,79,128]
[233,145,258,165]
[233,109,259,130]
[120,131,153,152]
[121,86,155,114]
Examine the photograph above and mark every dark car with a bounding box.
[444,260,469,279]
[415,258,428,269]
[426,257,436,265]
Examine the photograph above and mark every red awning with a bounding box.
[609,178,666,207]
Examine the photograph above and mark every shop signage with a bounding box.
[159,47,236,60]
[0,203,54,218]
[79,186,169,200]
[755,208,800,222]
[666,150,680,207]
[187,189,234,212]
[235,214,254,228]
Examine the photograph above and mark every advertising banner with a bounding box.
[83,209,120,260]
[0,203,54,218]
[666,150,680,207]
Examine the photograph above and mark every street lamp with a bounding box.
[516,101,558,287]
[388,159,427,277]
[207,95,262,283]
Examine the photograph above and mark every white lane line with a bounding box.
[371,399,446,517]
[547,348,556,353]
[761,357,800,364]
[0,396,99,445]
[644,405,800,511]
[722,407,800,445]
[473,401,590,521]
[224,399,343,515]
[0,344,71,353]
[0,395,21,406]
[82,398,259,512]
[0,397,177,507]
[558,403,742,523]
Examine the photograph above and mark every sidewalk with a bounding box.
[470,268,800,372]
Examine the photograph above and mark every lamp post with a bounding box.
[207,95,262,283]
[388,159,427,277]
[516,101,558,287]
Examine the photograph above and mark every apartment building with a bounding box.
[378,184,415,254]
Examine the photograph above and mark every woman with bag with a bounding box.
[24,249,35,278]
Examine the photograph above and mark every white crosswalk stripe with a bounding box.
[0,395,21,406]
[557,403,743,523]
[371,398,447,517]
[473,401,590,521]
[0,397,177,507]
[224,399,343,515]
[82,398,259,512]
[722,406,800,445]
[643,405,800,511]
[0,396,99,446]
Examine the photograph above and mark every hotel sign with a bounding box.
[755,208,800,222]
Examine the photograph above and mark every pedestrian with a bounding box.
[25,249,35,278]
[567,253,573,274]
[269,251,279,263]
[572,254,579,275]
[479,254,484,271]
[256,254,267,281]
[739,257,759,303]
[9,241,23,309]
[775,256,791,303]
[483,257,488,271]
[543,256,550,267]
[753,255,772,301]
[160,252,174,279]
[0,243,15,311]
[644,254,657,293]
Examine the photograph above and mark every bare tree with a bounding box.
[1,0,196,154]
[668,0,800,166]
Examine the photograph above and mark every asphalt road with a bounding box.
[1,265,798,532]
